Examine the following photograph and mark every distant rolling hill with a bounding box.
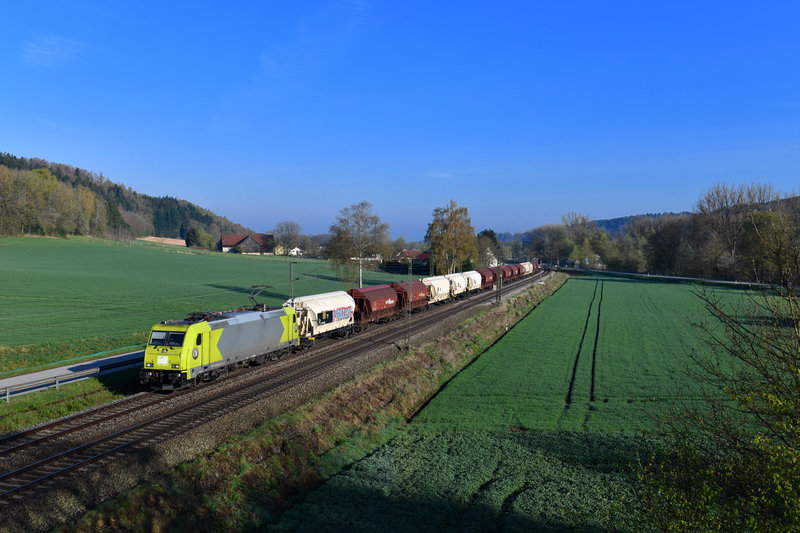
[0,151,252,241]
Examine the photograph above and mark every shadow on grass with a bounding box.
[96,368,145,396]
[260,428,653,532]
[204,283,289,302]
[267,484,600,533]
[300,272,343,283]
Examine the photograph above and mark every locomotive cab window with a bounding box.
[149,331,167,346]
[196,333,202,345]
[149,331,186,347]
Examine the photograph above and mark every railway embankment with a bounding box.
[59,273,567,531]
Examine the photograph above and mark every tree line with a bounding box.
[0,165,108,237]
[0,153,249,241]
[518,183,791,283]
[316,183,799,289]
[627,189,800,531]
[320,199,482,286]
[5,148,791,287]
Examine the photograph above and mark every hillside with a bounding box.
[593,212,689,235]
[0,152,251,241]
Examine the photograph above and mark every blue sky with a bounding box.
[2,1,799,240]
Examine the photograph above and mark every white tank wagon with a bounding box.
[444,273,468,297]
[520,262,534,275]
[284,291,355,338]
[463,271,483,292]
[421,276,451,304]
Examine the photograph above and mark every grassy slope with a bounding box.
[272,274,749,531]
[0,236,406,373]
[0,369,142,434]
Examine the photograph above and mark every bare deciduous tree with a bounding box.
[695,183,779,278]
[327,201,389,287]
[274,220,303,255]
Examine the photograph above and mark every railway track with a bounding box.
[0,272,546,508]
[0,391,162,463]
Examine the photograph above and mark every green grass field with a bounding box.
[272,274,751,531]
[0,237,407,372]
[416,275,732,433]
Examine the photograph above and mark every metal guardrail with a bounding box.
[3,358,141,403]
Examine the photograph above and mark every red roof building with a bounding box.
[219,233,275,254]
[396,248,421,261]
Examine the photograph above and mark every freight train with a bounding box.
[140,261,538,390]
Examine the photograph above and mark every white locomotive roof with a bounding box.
[284,291,355,313]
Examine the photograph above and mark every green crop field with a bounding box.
[416,274,736,433]
[272,274,752,531]
[0,237,408,373]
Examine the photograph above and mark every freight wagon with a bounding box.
[391,280,429,311]
[477,268,496,290]
[348,285,399,325]
[463,271,483,292]
[422,276,451,304]
[284,291,355,339]
[444,273,468,298]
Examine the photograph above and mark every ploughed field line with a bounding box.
[0,272,545,507]
[564,281,599,409]
[590,281,603,402]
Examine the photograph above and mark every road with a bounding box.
[0,351,143,401]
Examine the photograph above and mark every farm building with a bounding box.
[274,245,304,256]
[396,248,421,262]
[219,233,275,254]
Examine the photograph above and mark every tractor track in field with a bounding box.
[453,463,503,529]
[500,481,535,524]
[582,281,604,431]
[590,281,604,403]
[564,280,598,409]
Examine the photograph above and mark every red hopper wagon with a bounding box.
[347,285,400,325]
[391,280,429,312]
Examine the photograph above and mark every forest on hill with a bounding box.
[0,152,251,241]
[495,183,796,283]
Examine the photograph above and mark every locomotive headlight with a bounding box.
[145,363,154,368]
[171,364,180,369]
